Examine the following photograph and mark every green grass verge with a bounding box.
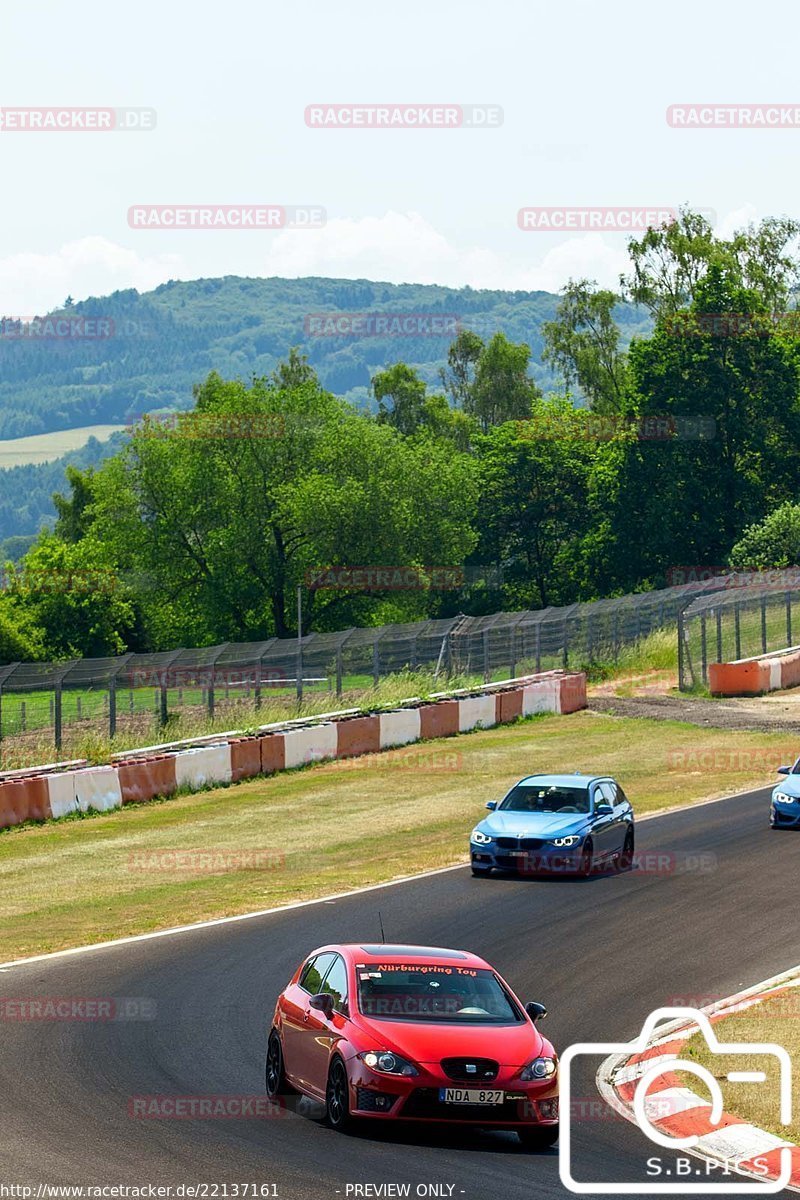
[0,710,791,964]
[680,989,800,1143]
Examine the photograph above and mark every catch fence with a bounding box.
[678,571,800,689]
[0,573,745,751]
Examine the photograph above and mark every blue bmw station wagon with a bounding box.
[470,773,634,878]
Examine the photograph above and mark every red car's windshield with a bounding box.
[356,964,523,1024]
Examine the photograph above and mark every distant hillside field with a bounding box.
[0,424,126,467]
[0,276,650,439]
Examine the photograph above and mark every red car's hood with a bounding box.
[354,1016,543,1066]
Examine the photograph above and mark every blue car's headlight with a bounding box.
[774,792,795,804]
[552,835,580,847]
[471,829,493,845]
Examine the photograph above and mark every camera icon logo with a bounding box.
[559,1006,793,1194]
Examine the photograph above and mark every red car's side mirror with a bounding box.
[309,992,335,1019]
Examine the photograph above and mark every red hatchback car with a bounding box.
[265,943,559,1148]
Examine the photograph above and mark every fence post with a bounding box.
[482,630,490,683]
[613,609,620,660]
[159,680,168,728]
[296,586,304,704]
[373,635,380,687]
[700,613,708,684]
[509,626,516,679]
[587,613,594,662]
[787,593,793,647]
[734,603,741,660]
[207,675,215,720]
[677,609,684,689]
[715,608,722,663]
[761,595,768,654]
[109,677,116,739]
[336,644,343,696]
[562,620,569,670]
[54,681,62,751]
[535,624,541,674]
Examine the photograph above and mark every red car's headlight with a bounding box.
[358,1051,419,1077]
[519,1056,557,1081]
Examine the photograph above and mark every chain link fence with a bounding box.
[678,571,800,690]
[0,573,747,753]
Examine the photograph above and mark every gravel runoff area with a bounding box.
[589,692,800,733]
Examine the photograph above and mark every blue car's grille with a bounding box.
[496,837,545,850]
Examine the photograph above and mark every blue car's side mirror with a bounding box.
[594,802,613,816]
[778,765,791,775]
[486,800,497,810]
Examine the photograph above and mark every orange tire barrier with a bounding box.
[118,756,177,805]
[559,673,587,714]
[336,715,381,759]
[496,689,524,724]
[709,660,770,696]
[0,775,51,829]
[230,737,263,783]
[419,700,460,740]
[781,650,800,689]
[260,733,286,775]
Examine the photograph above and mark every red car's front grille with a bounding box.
[440,1057,499,1082]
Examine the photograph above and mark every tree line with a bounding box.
[3,209,800,662]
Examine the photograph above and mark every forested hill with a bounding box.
[0,276,650,438]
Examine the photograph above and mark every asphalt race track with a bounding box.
[2,785,799,1199]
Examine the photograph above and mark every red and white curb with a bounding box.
[596,966,800,1190]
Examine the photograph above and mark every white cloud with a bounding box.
[0,216,637,315]
[0,236,182,315]
[264,210,630,294]
[714,203,760,240]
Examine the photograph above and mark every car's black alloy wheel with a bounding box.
[326,1058,353,1131]
[266,1030,294,1097]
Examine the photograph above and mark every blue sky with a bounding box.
[0,0,796,312]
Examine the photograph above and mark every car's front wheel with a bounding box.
[266,1029,295,1098]
[517,1126,559,1150]
[580,839,594,877]
[326,1057,354,1132]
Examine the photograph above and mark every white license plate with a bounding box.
[439,1087,504,1105]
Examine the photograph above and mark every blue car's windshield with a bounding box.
[499,783,590,814]
[356,965,522,1024]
